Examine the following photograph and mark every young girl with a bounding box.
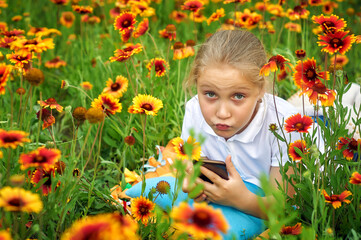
[181,30,300,239]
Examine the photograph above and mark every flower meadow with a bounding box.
[0,0,361,239]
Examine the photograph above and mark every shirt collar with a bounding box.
[199,96,267,143]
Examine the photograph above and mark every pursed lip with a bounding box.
[215,124,230,130]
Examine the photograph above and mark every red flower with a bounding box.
[318,30,355,55]
[6,50,32,68]
[0,63,12,94]
[280,223,302,235]
[19,147,61,170]
[259,54,293,76]
[38,98,63,112]
[114,11,136,34]
[36,109,56,129]
[31,167,59,196]
[45,56,67,68]
[72,5,93,14]
[159,24,176,41]
[91,93,122,116]
[146,58,169,77]
[0,29,25,37]
[322,190,352,209]
[288,140,308,161]
[109,43,142,63]
[284,113,313,133]
[133,18,149,38]
[293,58,328,88]
[312,14,346,34]
[0,129,30,149]
[337,137,361,160]
[349,172,361,185]
[301,82,336,107]
[181,0,204,13]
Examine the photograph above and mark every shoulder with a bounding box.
[185,95,201,114]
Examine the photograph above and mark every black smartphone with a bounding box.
[194,159,229,183]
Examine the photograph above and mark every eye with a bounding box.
[205,91,216,98]
[233,93,244,100]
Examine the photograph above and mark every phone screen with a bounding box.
[195,160,229,183]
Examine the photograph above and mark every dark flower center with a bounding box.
[9,197,24,207]
[330,38,342,48]
[3,135,19,143]
[330,195,339,201]
[155,65,163,73]
[141,103,153,111]
[35,155,46,163]
[111,83,121,91]
[348,139,358,151]
[138,203,150,216]
[49,57,60,63]
[122,20,131,28]
[293,5,303,13]
[64,13,73,21]
[192,210,212,227]
[323,21,334,28]
[46,98,57,105]
[281,227,293,234]
[312,83,327,94]
[305,68,317,80]
[26,39,38,45]
[294,122,304,130]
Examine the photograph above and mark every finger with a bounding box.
[225,155,240,178]
[200,166,223,185]
[194,193,207,202]
[185,160,194,174]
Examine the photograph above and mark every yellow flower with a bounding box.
[172,136,201,160]
[131,196,155,225]
[0,187,43,213]
[128,94,163,116]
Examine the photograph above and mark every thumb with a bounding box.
[225,155,241,179]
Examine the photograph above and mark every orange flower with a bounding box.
[171,202,229,240]
[207,8,225,25]
[309,0,323,6]
[322,1,338,15]
[286,5,309,20]
[172,136,201,161]
[169,10,188,23]
[133,18,149,38]
[80,81,93,90]
[0,187,43,213]
[330,54,348,67]
[224,0,250,3]
[318,30,355,55]
[114,11,136,34]
[295,49,306,59]
[173,42,185,60]
[31,167,59,196]
[234,9,262,30]
[50,0,69,5]
[288,140,308,161]
[312,14,346,34]
[6,50,32,68]
[146,58,169,77]
[128,94,163,116]
[293,58,328,89]
[260,54,292,76]
[181,0,204,13]
[159,24,176,41]
[284,113,313,133]
[1,29,25,37]
[36,109,55,129]
[38,98,63,112]
[349,172,361,185]
[267,4,285,17]
[72,5,93,14]
[280,222,302,235]
[0,63,12,95]
[131,196,155,225]
[19,147,61,170]
[91,93,122,116]
[130,1,155,17]
[60,11,75,28]
[0,230,12,240]
[301,82,336,106]
[322,190,352,209]
[102,75,128,98]
[0,129,30,149]
[337,137,360,160]
[10,37,54,53]
[109,43,142,62]
[45,56,67,68]
[285,22,301,33]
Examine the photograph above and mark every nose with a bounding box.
[216,101,231,119]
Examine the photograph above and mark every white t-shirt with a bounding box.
[181,93,301,187]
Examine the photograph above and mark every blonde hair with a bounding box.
[184,30,268,94]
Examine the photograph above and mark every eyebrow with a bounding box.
[198,83,253,91]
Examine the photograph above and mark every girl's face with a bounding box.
[197,64,265,140]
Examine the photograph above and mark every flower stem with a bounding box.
[83,121,101,170]
[332,53,337,90]
[77,124,93,160]
[272,72,288,146]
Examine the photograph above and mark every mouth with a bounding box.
[215,124,230,131]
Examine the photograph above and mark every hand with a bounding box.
[182,160,208,202]
[200,155,252,209]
